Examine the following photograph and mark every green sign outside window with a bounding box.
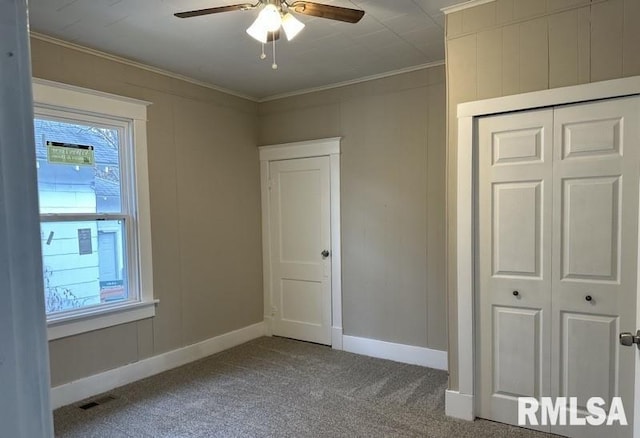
[46,141,95,166]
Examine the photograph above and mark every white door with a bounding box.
[550,97,639,438]
[268,156,332,345]
[98,232,118,281]
[477,109,554,432]
[477,96,640,437]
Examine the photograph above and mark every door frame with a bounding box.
[448,76,640,426]
[259,137,343,349]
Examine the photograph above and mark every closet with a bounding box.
[476,96,640,437]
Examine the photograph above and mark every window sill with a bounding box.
[47,300,158,341]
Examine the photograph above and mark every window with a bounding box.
[33,79,155,340]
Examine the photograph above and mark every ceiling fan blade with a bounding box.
[174,3,257,18]
[267,30,281,42]
[288,1,364,23]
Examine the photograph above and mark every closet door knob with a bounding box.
[513,290,519,297]
[585,295,593,302]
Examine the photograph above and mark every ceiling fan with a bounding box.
[174,1,365,69]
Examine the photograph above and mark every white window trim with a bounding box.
[32,78,156,341]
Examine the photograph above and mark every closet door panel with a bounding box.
[477,109,554,432]
[551,97,640,438]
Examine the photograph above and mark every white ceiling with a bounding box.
[27,0,463,100]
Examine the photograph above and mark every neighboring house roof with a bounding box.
[95,178,120,197]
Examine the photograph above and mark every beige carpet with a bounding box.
[54,336,552,437]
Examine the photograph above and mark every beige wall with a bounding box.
[31,38,264,386]
[445,0,640,389]
[34,35,449,385]
[259,66,448,351]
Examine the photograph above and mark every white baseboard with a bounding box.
[50,321,265,410]
[445,390,475,420]
[342,335,448,370]
[331,326,343,350]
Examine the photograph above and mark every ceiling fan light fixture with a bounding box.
[246,18,269,43]
[258,4,282,32]
[281,12,305,41]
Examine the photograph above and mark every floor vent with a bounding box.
[79,395,117,410]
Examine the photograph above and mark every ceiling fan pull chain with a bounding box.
[260,42,266,60]
[272,35,278,69]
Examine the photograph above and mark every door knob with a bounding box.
[619,330,640,348]
[321,250,330,258]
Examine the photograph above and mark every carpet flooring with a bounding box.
[54,336,553,437]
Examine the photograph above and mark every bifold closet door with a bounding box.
[550,97,640,438]
[477,109,554,432]
[477,96,640,438]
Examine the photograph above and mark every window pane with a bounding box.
[41,220,129,315]
[34,118,122,214]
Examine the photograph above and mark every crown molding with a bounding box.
[258,60,445,102]
[441,0,495,15]
[30,32,445,104]
[29,32,259,102]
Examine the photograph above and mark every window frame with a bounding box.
[32,78,156,341]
